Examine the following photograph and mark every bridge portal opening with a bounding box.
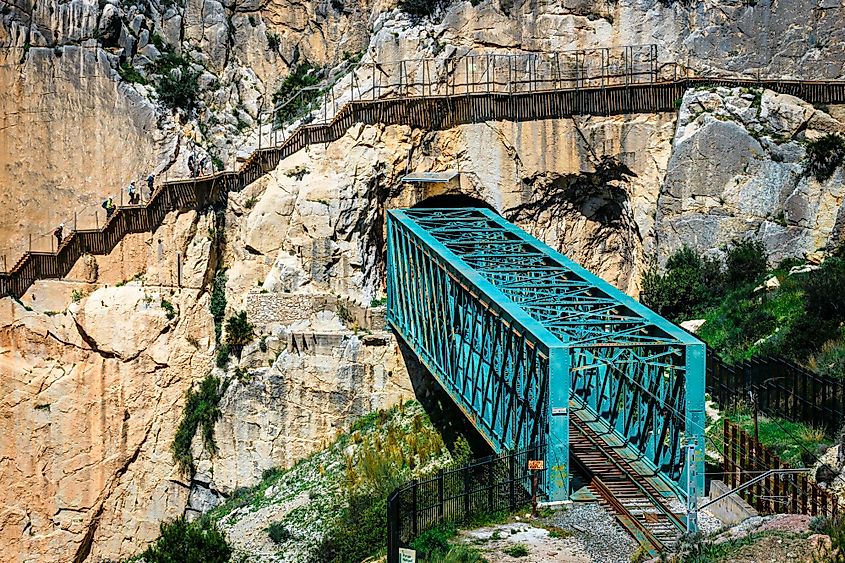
[411,193,497,212]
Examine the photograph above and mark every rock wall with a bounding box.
[0,47,168,259]
[3,2,845,562]
[655,87,845,264]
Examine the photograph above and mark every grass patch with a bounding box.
[503,543,529,557]
[724,411,831,466]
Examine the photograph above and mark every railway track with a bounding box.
[569,414,686,556]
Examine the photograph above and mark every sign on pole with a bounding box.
[528,459,544,471]
[398,547,416,563]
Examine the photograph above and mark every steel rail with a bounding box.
[569,412,686,555]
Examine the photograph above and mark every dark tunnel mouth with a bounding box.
[411,192,498,213]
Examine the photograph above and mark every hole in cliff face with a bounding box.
[504,156,642,290]
[506,156,635,227]
[411,192,497,212]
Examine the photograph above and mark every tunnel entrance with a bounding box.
[411,192,497,213]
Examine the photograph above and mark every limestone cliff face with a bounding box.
[0,210,216,562]
[655,88,845,264]
[3,2,845,562]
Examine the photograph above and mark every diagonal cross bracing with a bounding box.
[386,208,705,507]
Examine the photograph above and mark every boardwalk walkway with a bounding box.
[2,46,845,297]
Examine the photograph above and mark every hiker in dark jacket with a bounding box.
[54,224,63,247]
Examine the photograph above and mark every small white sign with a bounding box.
[551,407,567,416]
[399,547,417,563]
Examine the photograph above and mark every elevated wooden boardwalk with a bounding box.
[2,77,845,298]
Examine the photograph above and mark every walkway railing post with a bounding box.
[29,233,32,251]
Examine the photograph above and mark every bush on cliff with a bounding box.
[171,374,228,475]
[139,517,230,563]
[153,51,201,113]
[398,0,446,17]
[806,133,845,182]
[224,311,255,359]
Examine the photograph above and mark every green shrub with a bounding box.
[140,517,231,563]
[450,434,472,467]
[640,246,723,322]
[153,52,201,113]
[118,61,147,85]
[215,344,230,369]
[504,544,529,557]
[224,311,255,358]
[311,492,386,563]
[267,521,292,544]
[725,239,768,286]
[71,289,83,302]
[272,63,324,125]
[804,258,845,320]
[267,31,281,52]
[161,298,176,320]
[411,524,456,558]
[815,340,845,380]
[398,0,445,17]
[806,133,845,182]
[210,270,227,343]
[171,374,228,475]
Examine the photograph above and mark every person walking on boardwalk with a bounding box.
[103,196,115,220]
[128,182,137,205]
[188,154,195,178]
[146,174,154,200]
[54,223,63,247]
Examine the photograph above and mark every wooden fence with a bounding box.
[707,352,845,433]
[723,420,838,517]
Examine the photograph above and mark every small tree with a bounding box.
[724,239,767,287]
[141,517,231,563]
[224,311,255,358]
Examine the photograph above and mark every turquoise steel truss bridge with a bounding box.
[386,208,705,506]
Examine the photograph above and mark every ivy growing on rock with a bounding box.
[171,374,229,476]
[210,269,227,343]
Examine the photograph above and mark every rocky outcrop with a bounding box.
[655,87,845,264]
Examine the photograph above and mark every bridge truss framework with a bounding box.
[386,208,705,505]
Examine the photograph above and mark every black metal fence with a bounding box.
[386,447,543,563]
[707,351,845,432]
